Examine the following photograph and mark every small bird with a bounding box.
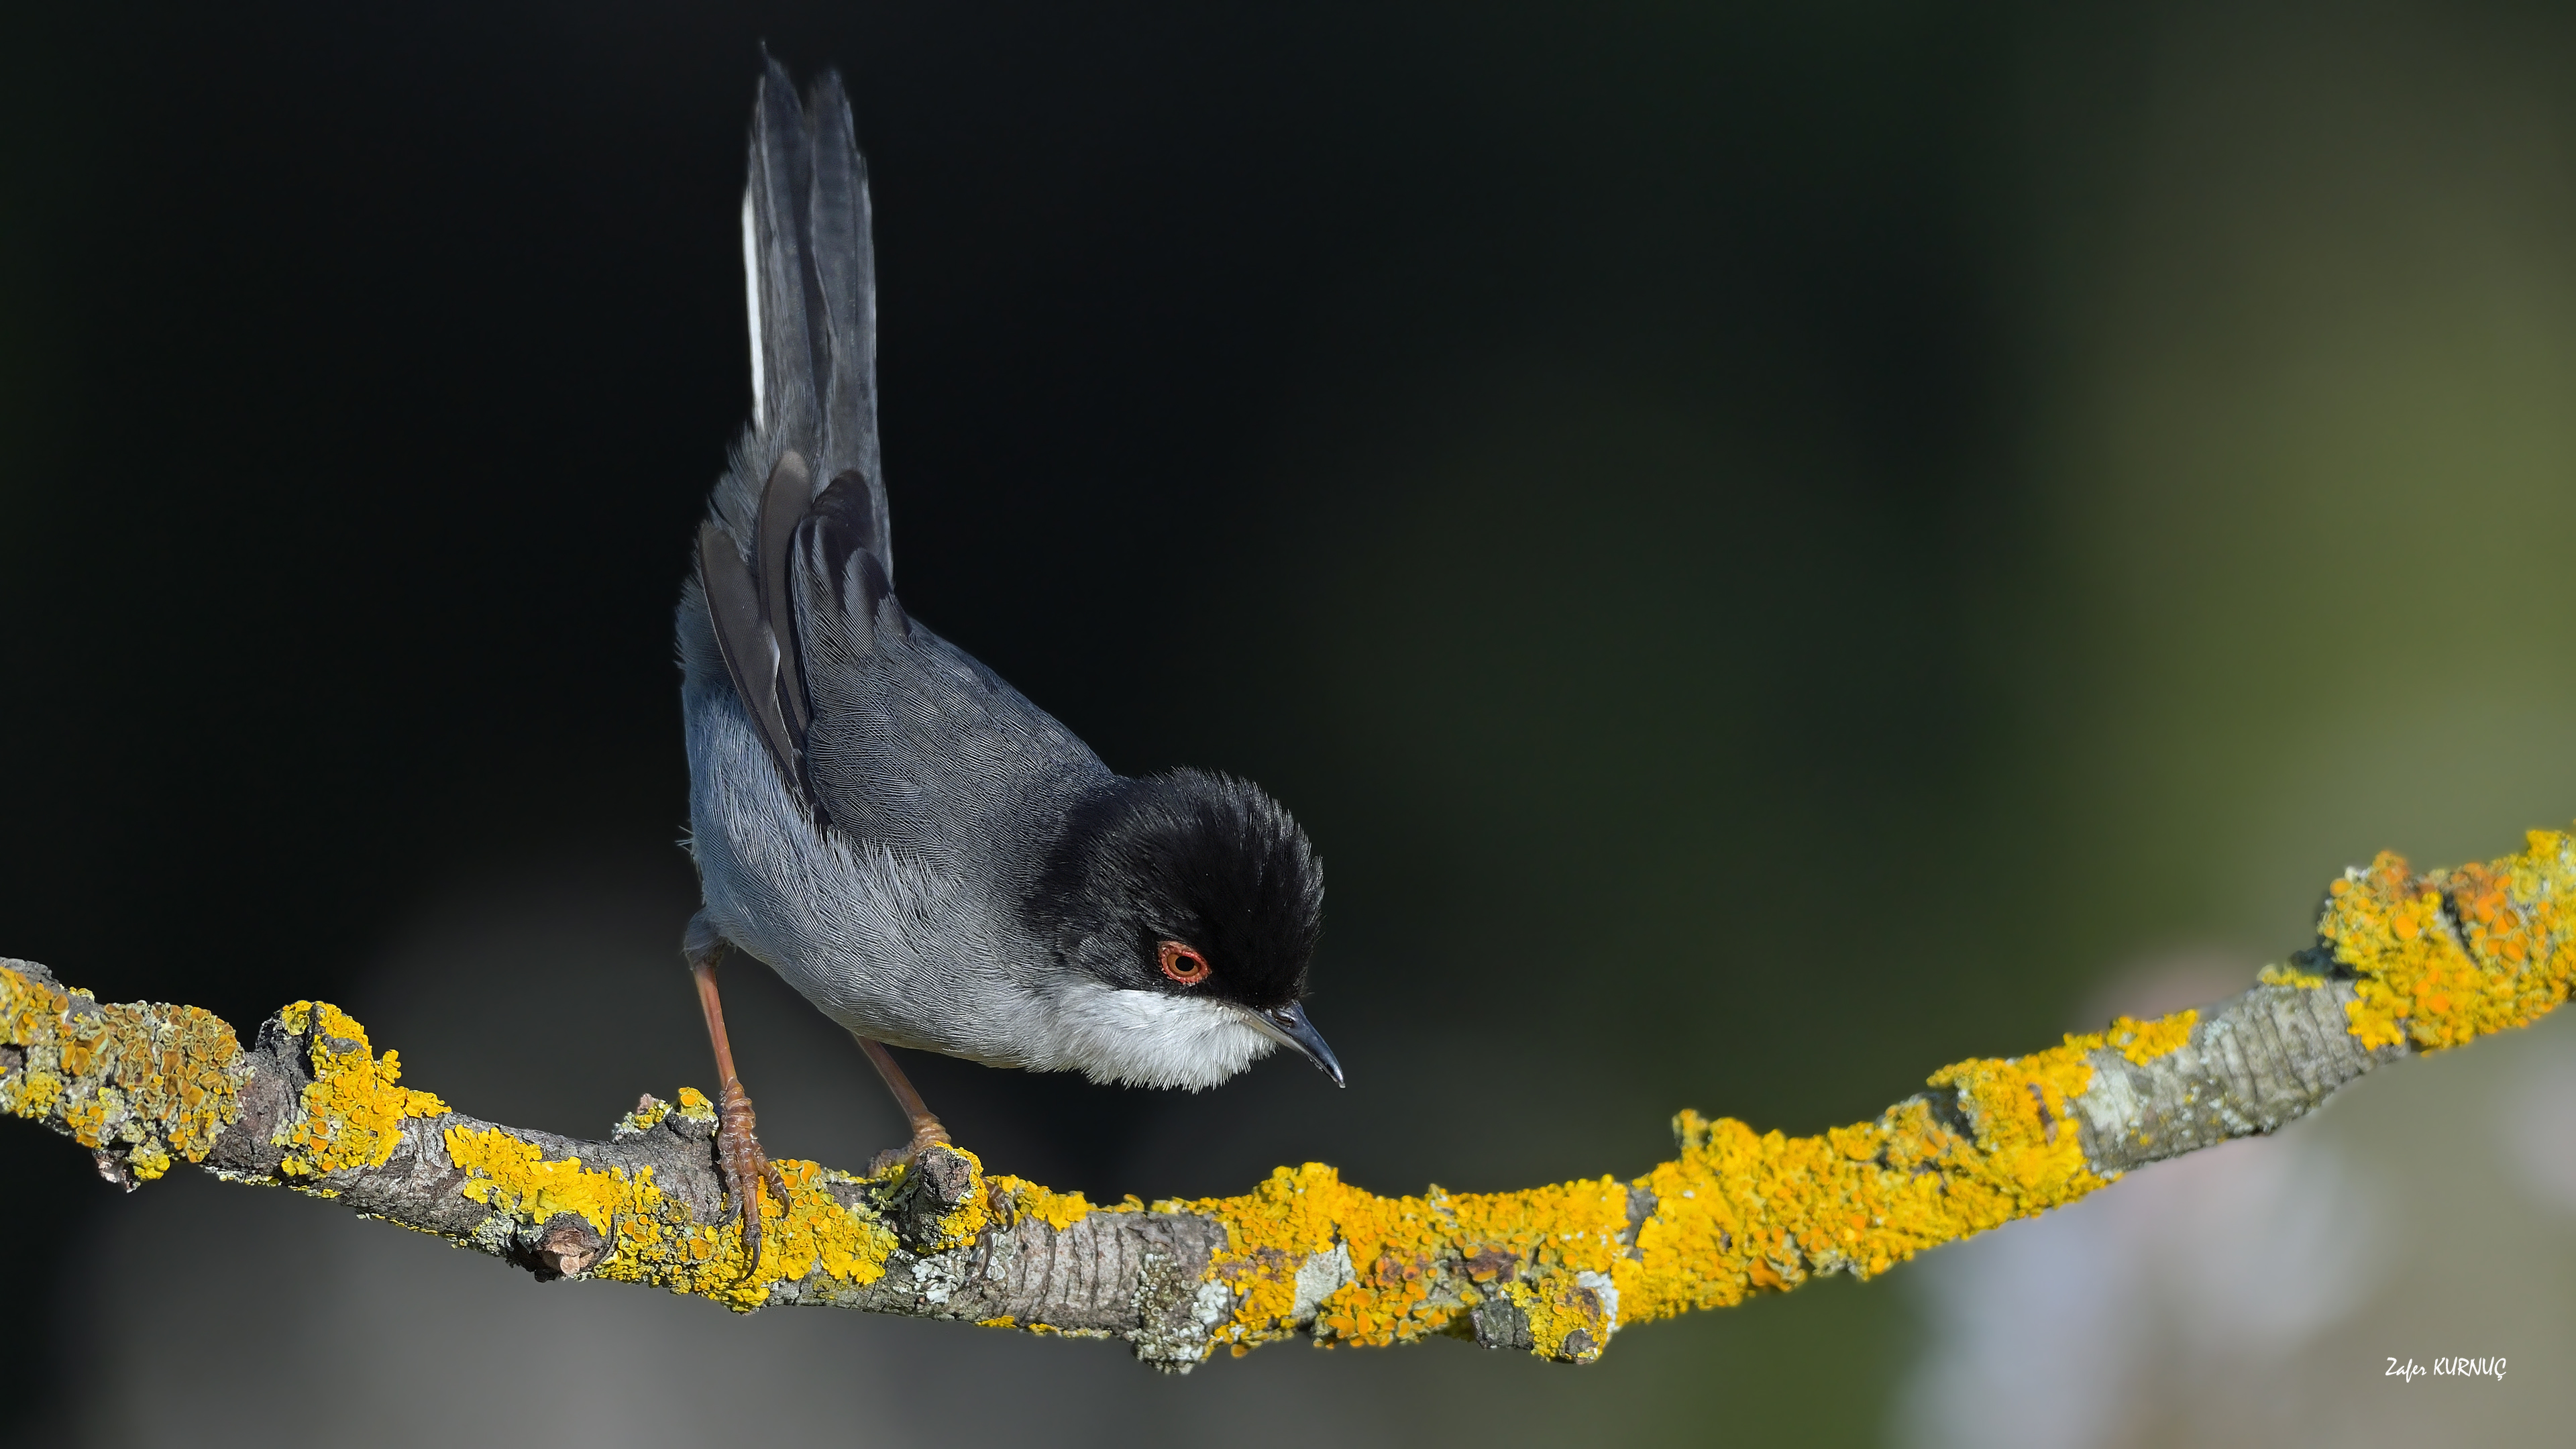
[678,60,1337,1262]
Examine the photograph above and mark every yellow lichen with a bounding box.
[1,963,241,1170]
[447,1126,641,1234]
[989,1176,1095,1231]
[1629,1057,2099,1314]
[129,1138,172,1180]
[902,1146,991,1252]
[0,963,58,1051]
[1176,1022,2111,1364]
[2086,1011,2198,1065]
[442,1119,898,1311]
[616,1095,674,1134]
[0,971,2118,1357]
[13,821,2576,1362]
[1178,1162,1627,1358]
[2326,830,2576,1052]
[273,1002,449,1176]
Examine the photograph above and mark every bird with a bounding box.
[676,58,1338,1268]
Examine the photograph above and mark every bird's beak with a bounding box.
[1242,1002,1345,1087]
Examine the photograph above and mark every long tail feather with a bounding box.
[737,58,888,580]
[691,59,894,826]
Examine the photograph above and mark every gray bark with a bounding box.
[2071,977,2409,1175]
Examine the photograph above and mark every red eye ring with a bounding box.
[1157,941,1212,985]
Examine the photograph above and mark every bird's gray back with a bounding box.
[797,596,1113,892]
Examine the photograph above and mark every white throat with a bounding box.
[1040,981,1278,1090]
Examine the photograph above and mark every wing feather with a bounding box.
[696,520,808,815]
[756,450,815,737]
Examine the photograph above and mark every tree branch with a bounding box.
[7,830,2573,1370]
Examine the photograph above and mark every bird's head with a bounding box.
[1030,768,1336,1089]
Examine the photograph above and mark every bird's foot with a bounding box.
[716,1078,791,1279]
[866,1116,953,1179]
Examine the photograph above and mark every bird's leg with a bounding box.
[687,930,790,1277]
[855,1037,951,1177]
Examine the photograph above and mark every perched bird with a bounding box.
[678,60,1338,1263]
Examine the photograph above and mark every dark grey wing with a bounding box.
[790,471,1112,875]
[754,449,815,739]
[697,451,820,817]
[698,540,794,802]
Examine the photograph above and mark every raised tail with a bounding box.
[687,58,894,822]
[724,56,888,579]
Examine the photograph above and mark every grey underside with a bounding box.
[678,61,1114,1065]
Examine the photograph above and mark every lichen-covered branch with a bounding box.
[8,829,2576,1369]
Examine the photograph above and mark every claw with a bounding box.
[715,1078,780,1281]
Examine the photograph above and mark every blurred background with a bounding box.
[5,1,2576,1444]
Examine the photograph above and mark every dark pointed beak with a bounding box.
[1244,1002,1344,1087]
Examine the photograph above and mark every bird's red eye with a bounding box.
[1157,941,1212,985]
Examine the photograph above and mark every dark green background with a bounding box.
[8,3,2576,1444]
